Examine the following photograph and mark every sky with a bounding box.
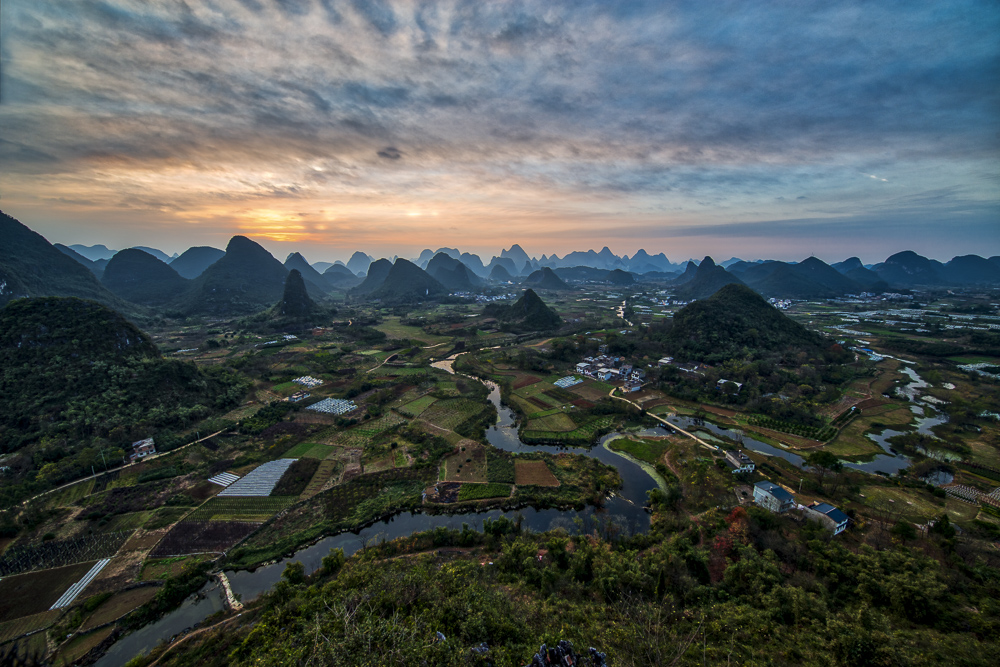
[1,0,998,265]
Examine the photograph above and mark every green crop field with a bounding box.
[187,496,297,522]
[398,395,438,417]
[271,381,301,396]
[457,483,512,501]
[526,412,577,432]
[300,460,341,499]
[607,437,668,466]
[487,450,515,483]
[45,479,95,508]
[422,399,486,430]
[283,442,336,459]
[351,413,408,437]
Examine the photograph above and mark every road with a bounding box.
[608,388,717,452]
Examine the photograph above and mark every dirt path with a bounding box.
[608,388,717,452]
[146,612,243,667]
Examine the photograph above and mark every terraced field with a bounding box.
[422,399,486,430]
[45,479,95,509]
[0,609,60,643]
[398,395,437,417]
[300,460,341,499]
[526,412,577,432]
[79,587,159,632]
[187,496,297,522]
[283,442,337,459]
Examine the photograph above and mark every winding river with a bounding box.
[96,354,660,666]
[97,356,950,665]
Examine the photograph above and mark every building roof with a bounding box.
[812,502,849,524]
[754,481,794,502]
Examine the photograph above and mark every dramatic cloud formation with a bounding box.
[0,0,997,262]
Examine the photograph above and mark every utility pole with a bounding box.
[799,478,803,493]
[100,449,107,471]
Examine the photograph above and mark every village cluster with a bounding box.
[574,344,648,392]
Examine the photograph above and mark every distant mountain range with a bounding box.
[3,211,1000,316]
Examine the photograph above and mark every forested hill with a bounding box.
[483,288,562,331]
[0,298,247,478]
[0,210,121,308]
[663,283,823,362]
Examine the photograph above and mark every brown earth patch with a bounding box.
[0,562,94,622]
[513,375,543,390]
[514,460,560,487]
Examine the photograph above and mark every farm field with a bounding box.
[526,412,577,432]
[457,483,512,501]
[0,609,60,643]
[0,531,131,578]
[140,555,206,581]
[375,318,452,345]
[151,521,260,556]
[822,403,915,458]
[45,479,95,509]
[442,443,487,483]
[53,625,115,666]
[79,586,160,632]
[606,437,669,466]
[569,380,615,401]
[859,486,981,523]
[270,381,302,396]
[272,459,322,496]
[421,399,486,430]
[514,460,560,487]
[282,442,336,459]
[398,395,437,417]
[187,496,297,522]
[486,450,515,484]
[300,460,341,499]
[522,415,617,446]
[0,561,96,622]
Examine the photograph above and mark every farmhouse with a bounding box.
[802,502,849,535]
[596,368,616,381]
[753,481,794,513]
[130,438,156,461]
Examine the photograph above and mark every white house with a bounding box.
[753,481,794,513]
[803,502,849,535]
[597,368,616,381]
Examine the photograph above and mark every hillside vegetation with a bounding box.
[0,298,247,503]
[663,283,822,362]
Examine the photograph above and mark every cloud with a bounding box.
[376,146,402,160]
[0,0,996,257]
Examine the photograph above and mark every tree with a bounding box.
[806,450,843,491]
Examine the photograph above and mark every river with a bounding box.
[96,353,660,666]
[98,356,951,665]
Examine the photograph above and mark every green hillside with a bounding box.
[663,283,822,362]
[351,258,393,295]
[483,288,561,331]
[0,211,121,308]
[367,259,447,302]
[523,267,570,290]
[169,246,225,279]
[674,257,744,300]
[0,297,247,502]
[101,248,190,306]
[180,236,288,315]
